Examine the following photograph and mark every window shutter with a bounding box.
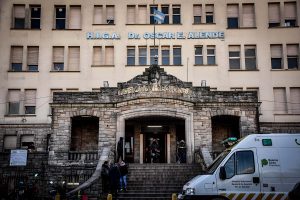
[290,88,300,114]
[11,46,23,63]
[227,4,238,17]
[273,88,287,113]
[284,2,296,20]
[268,3,280,23]
[229,46,240,52]
[4,136,17,149]
[53,47,64,63]
[138,5,147,24]
[8,90,20,102]
[27,47,38,65]
[94,6,103,24]
[206,5,214,13]
[69,6,81,29]
[14,5,25,18]
[287,44,299,56]
[25,90,36,105]
[243,4,255,27]
[127,6,135,24]
[271,45,282,58]
[105,46,114,65]
[193,5,202,16]
[93,46,102,65]
[106,6,114,21]
[68,47,80,71]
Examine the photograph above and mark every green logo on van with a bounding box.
[261,159,268,167]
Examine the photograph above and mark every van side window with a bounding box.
[236,151,255,174]
[224,154,235,179]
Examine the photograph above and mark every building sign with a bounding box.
[86,31,224,40]
[10,149,28,166]
[118,84,192,96]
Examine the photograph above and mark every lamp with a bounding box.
[201,80,206,87]
[103,81,109,87]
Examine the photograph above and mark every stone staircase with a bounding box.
[116,163,203,200]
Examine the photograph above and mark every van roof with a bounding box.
[231,133,300,150]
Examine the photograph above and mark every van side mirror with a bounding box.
[219,166,226,180]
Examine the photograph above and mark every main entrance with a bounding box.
[124,116,185,163]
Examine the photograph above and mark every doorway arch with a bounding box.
[116,107,194,163]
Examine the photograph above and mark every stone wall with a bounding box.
[260,122,300,133]
[0,124,51,152]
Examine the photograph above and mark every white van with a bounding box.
[178,134,300,200]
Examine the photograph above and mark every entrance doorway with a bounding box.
[124,116,185,163]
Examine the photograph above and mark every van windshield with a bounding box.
[206,150,230,174]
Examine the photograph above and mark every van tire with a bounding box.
[288,182,300,200]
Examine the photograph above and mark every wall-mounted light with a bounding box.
[201,80,207,87]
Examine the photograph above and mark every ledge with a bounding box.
[52,29,82,31]
[271,69,299,71]
[126,23,182,25]
[268,26,299,29]
[92,23,115,26]
[192,23,216,25]
[125,65,183,67]
[194,64,218,67]
[226,27,257,29]
[228,69,259,71]
[8,70,39,73]
[50,70,80,73]
[91,65,115,67]
[4,114,37,117]
[274,113,300,116]
[10,28,41,30]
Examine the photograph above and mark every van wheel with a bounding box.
[211,198,226,200]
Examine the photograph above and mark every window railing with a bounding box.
[68,151,99,161]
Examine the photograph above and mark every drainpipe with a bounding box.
[256,106,261,134]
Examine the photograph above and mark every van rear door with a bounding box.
[216,148,261,198]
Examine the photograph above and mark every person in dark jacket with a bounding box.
[117,137,124,162]
[119,161,128,192]
[109,163,121,199]
[101,161,110,194]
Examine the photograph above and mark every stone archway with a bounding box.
[116,107,194,163]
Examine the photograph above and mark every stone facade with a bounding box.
[50,65,260,165]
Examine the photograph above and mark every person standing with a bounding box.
[119,161,128,192]
[101,161,110,195]
[117,137,124,162]
[109,163,121,199]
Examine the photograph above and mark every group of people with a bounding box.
[101,159,128,198]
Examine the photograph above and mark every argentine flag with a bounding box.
[154,9,165,23]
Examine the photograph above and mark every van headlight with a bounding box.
[185,188,195,195]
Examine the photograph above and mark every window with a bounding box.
[173,46,181,65]
[68,47,80,71]
[4,135,17,151]
[162,5,169,24]
[205,5,214,23]
[193,5,202,24]
[27,46,39,71]
[106,6,115,24]
[21,135,35,150]
[30,5,41,29]
[227,4,239,28]
[69,6,81,29]
[229,46,241,69]
[8,89,20,115]
[236,151,254,174]
[273,88,287,114]
[224,154,235,179]
[207,46,216,65]
[287,44,299,69]
[290,88,300,114]
[150,5,158,24]
[24,89,36,114]
[195,46,203,65]
[55,6,66,29]
[105,46,114,65]
[127,5,136,24]
[53,47,64,71]
[161,46,170,65]
[11,46,23,71]
[138,5,147,24]
[268,3,280,27]
[242,4,255,27]
[93,46,103,65]
[284,2,297,27]
[94,6,103,24]
[127,47,135,65]
[172,5,181,24]
[139,46,147,65]
[271,45,283,69]
[13,5,25,28]
[245,45,256,70]
[150,47,158,64]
